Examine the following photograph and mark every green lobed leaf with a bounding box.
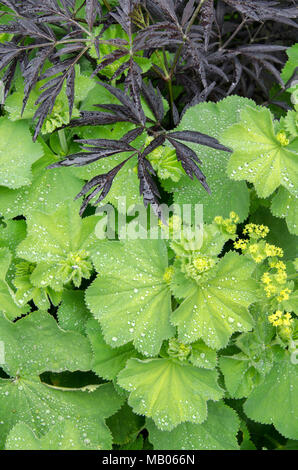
[172,252,257,349]
[86,318,141,381]
[222,106,298,198]
[0,143,83,219]
[86,239,174,356]
[244,351,298,439]
[118,357,223,431]
[0,310,92,377]
[146,401,239,450]
[6,421,96,450]
[164,96,253,222]
[0,118,43,189]
[0,379,123,449]
[16,200,99,290]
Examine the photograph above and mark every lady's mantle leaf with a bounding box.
[146,402,239,450]
[16,200,99,290]
[0,311,123,448]
[222,106,298,198]
[0,144,83,219]
[0,118,43,189]
[86,239,174,356]
[117,358,223,431]
[0,310,92,377]
[164,96,253,222]
[271,187,298,236]
[0,379,123,450]
[244,352,298,440]
[172,252,257,349]
[86,318,141,381]
[6,421,96,450]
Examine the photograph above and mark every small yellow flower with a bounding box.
[276,131,289,146]
[265,243,283,257]
[234,239,248,250]
[277,287,291,301]
[229,211,240,223]
[249,244,258,254]
[261,272,271,285]
[163,266,175,284]
[213,216,223,225]
[243,223,269,239]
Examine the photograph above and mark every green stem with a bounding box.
[58,129,68,154]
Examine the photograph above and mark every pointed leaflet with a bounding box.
[0,118,43,189]
[172,252,257,350]
[0,310,123,449]
[16,200,99,291]
[164,96,253,222]
[6,421,97,450]
[118,357,223,431]
[147,402,239,450]
[86,318,141,381]
[221,106,298,198]
[244,351,298,439]
[86,239,174,356]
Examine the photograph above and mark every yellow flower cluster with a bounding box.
[277,287,291,302]
[193,255,215,273]
[276,131,289,146]
[243,223,269,239]
[163,266,175,284]
[234,239,248,250]
[264,243,283,257]
[213,211,239,234]
[268,311,293,337]
[184,255,216,283]
[261,259,292,300]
